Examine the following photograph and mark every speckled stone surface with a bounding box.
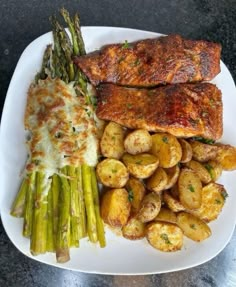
[1,1,236,286]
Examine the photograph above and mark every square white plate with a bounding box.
[0,27,236,275]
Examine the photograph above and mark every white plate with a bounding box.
[0,27,236,275]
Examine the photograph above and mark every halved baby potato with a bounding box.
[124,129,152,155]
[101,188,131,227]
[125,177,146,214]
[191,183,227,222]
[163,191,185,212]
[184,160,212,184]
[189,140,219,162]
[146,167,168,193]
[122,217,146,240]
[100,121,125,159]
[146,222,183,252]
[154,207,177,224]
[137,192,161,223]
[178,168,202,210]
[216,144,236,170]
[96,158,129,188]
[122,153,159,179]
[179,138,193,163]
[177,212,211,242]
[164,164,180,189]
[151,133,182,168]
[204,160,222,181]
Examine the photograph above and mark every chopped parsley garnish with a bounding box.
[215,199,222,204]
[162,136,168,143]
[126,103,133,109]
[118,56,125,63]
[188,184,195,192]
[128,188,134,202]
[221,190,229,201]
[130,59,140,67]
[190,224,196,230]
[55,132,62,138]
[204,163,214,179]
[191,137,215,145]
[111,136,116,141]
[122,40,130,49]
[160,233,172,245]
[111,169,117,173]
[135,160,143,165]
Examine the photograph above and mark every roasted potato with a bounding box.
[189,140,219,162]
[146,167,168,193]
[125,177,146,214]
[184,160,211,184]
[124,129,152,155]
[178,168,202,210]
[122,217,146,240]
[191,183,227,222]
[163,191,185,212]
[170,184,179,199]
[154,207,177,224]
[101,188,131,227]
[204,160,222,181]
[216,144,236,170]
[100,122,125,159]
[122,153,159,179]
[151,133,182,168]
[146,222,183,252]
[179,139,193,163]
[177,212,211,242]
[96,158,129,188]
[164,165,180,189]
[137,192,161,223]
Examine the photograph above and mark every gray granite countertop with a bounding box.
[1,1,236,286]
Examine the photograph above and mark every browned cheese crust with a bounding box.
[74,34,221,87]
[96,83,222,140]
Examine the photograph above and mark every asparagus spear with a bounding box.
[68,166,79,247]
[51,174,60,247]
[82,165,98,243]
[91,167,106,247]
[46,184,55,252]
[30,172,49,255]
[77,166,87,238]
[56,167,71,263]
[23,172,36,237]
[11,177,29,217]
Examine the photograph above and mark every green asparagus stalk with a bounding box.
[11,177,29,217]
[68,166,79,247]
[77,166,87,238]
[46,184,55,252]
[51,174,60,247]
[82,165,97,243]
[23,172,36,237]
[91,167,106,248]
[74,13,86,56]
[56,167,71,263]
[30,172,48,255]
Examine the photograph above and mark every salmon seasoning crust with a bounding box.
[96,83,222,140]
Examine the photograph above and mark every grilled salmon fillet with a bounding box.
[74,34,221,87]
[96,83,222,140]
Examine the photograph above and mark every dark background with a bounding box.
[1,1,236,286]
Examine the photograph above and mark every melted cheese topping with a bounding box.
[24,78,98,175]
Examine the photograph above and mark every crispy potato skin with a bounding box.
[154,207,177,224]
[125,177,146,214]
[124,129,152,155]
[146,222,183,252]
[178,168,202,209]
[190,140,219,162]
[179,139,193,163]
[163,191,186,212]
[96,158,129,188]
[191,183,227,222]
[101,188,131,227]
[184,160,212,184]
[100,122,125,159]
[146,167,168,193]
[177,212,211,242]
[75,35,221,87]
[137,192,161,223]
[151,133,182,168]
[122,153,159,179]
[216,144,236,170]
[122,217,146,240]
[164,165,180,189]
[96,83,222,140]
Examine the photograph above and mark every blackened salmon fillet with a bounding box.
[96,83,222,140]
[74,34,221,87]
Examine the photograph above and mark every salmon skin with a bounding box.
[74,34,221,87]
[96,83,222,140]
